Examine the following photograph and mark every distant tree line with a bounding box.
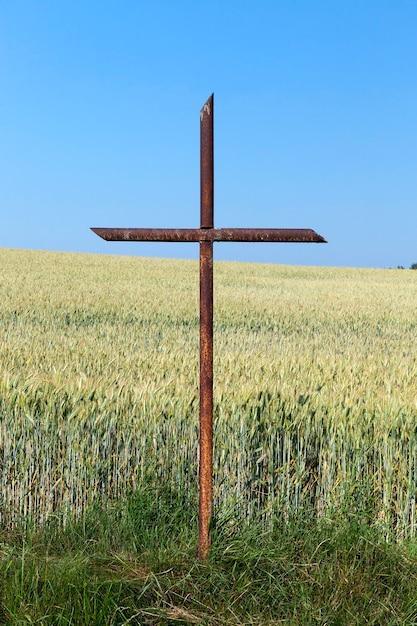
[396,263,417,269]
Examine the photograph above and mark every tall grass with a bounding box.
[1,248,417,535]
[2,489,417,624]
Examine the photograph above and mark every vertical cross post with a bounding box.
[91,93,326,559]
[199,94,214,559]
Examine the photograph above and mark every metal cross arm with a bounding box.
[91,228,326,243]
[91,93,326,560]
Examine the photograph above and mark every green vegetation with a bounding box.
[1,247,417,623]
[1,487,417,624]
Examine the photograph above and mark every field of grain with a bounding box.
[0,248,416,535]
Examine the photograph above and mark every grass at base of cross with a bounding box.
[1,484,417,625]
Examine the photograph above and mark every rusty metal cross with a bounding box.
[92,94,326,559]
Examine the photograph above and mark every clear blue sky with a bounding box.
[1,1,416,268]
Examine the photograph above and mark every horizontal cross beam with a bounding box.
[91,227,326,243]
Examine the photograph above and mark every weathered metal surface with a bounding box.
[200,94,214,229]
[199,240,213,560]
[91,227,326,243]
[91,93,327,560]
[198,95,215,560]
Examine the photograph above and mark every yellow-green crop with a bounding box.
[0,248,416,535]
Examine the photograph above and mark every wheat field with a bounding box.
[0,248,416,535]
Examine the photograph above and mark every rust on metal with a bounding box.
[91,93,327,560]
[91,227,326,243]
[200,94,214,229]
[199,240,213,560]
[198,94,215,560]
